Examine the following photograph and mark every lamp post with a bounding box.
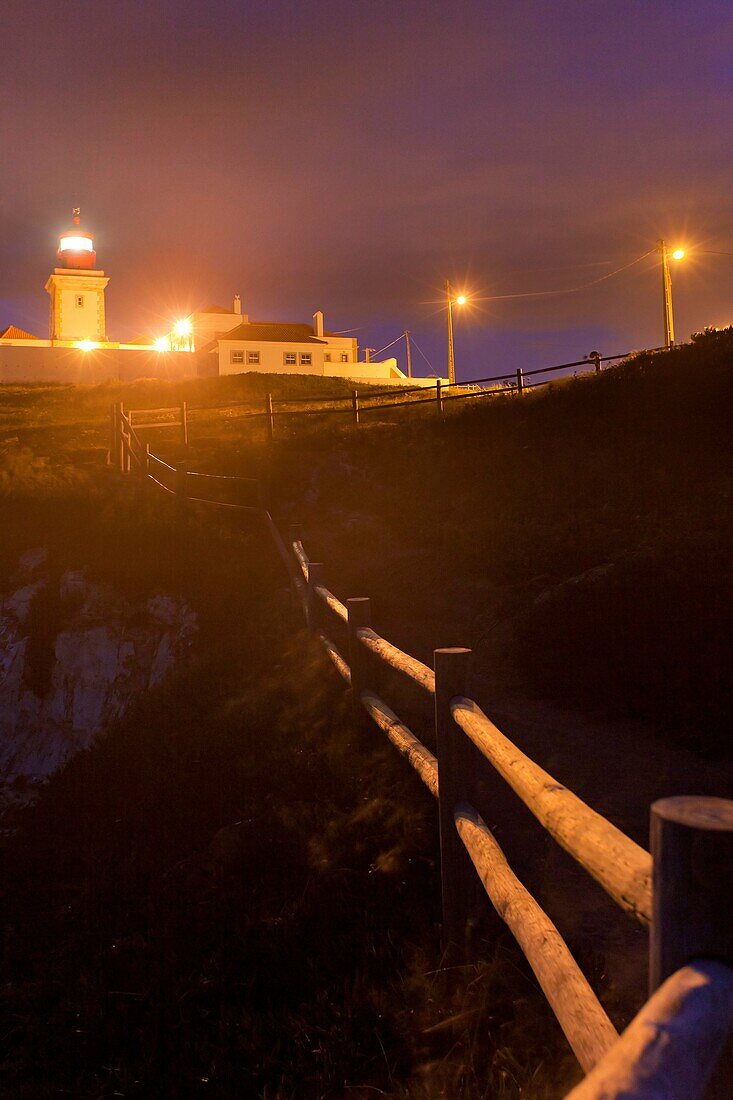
[658,241,685,350]
[445,280,468,385]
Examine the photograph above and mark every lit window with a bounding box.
[283,352,297,365]
[75,295,85,308]
[324,353,331,363]
[247,351,260,365]
[300,353,312,366]
[340,353,348,363]
[230,350,244,364]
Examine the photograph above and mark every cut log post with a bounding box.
[434,647,477,947]
[516,367,524,396]
[347,597,372,735]
[589,351,602,375]
[265,393,275,441]
[436,379,444,414]
[352,390,360,424]
[650,796,733,1098]
[306,562,325,632]
[181,400,189,445]
[650,797,733,991]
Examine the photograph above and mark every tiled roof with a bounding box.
[0,324,39,340]
[216,321,327,345]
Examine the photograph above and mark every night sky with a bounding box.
[1,1,731,380]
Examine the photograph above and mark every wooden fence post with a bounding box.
[650,796,733,1095]
[516,368,524,396]
[140,442,150,480]
[347,597,372,735]
[265,393,275,440]
[306,561,325,633]
[181,400,189,445]
[436,379,444,414]
[112,402,123,471]
[352,389,360,425]
[650,797,733,991]
[289,523,303,552]
[434,647,476,947]
[175,461,188,516]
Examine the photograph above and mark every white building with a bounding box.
[0,213,439,387]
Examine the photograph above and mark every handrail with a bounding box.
[314,584,348,624]
[451,697,652,925]
[292,539,310,581]
[355,627,435,695]
[129,405,180,416]
[565,960,733,1099]
[318,633,351,684]
[148,453,175,473]
[187,470,259,485]
[361,690,438,798]
[455,803,619,1072]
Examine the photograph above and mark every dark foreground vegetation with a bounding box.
[0,331,730,1096]
[0,488,576,1096]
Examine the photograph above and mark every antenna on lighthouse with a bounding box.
[72,207,81,225]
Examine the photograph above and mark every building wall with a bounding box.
[217,340,324,377]
[45,271,109,342]
[0,345,195,384]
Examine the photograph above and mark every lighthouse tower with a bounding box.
[45,209,109,344]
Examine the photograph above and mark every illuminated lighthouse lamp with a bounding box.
[57,208,97,269]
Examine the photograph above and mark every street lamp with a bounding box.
[658,241,685,349]
[445,280,468,384]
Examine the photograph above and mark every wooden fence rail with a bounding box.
[289,533,733,1098]
[108,402,732,1097]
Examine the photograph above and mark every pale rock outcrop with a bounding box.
[0,549,196,810]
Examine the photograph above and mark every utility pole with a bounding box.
[404,330,412,378]
[445,279,456,385]
[658,239,675,349]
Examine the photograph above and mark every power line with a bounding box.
[473,250,656,303]
[372,333,405,357]
[409,334,436,374]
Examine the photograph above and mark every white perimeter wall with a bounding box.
[0,346,196,384]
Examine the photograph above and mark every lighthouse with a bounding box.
[45,209,109,344]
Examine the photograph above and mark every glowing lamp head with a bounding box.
[173,318,192,337]
[671,248,685,261]
[57,209,97,269]
[455,294,468,306]
[76,340,96,352]
[153,336,170,352]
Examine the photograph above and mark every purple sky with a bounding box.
[1,1,731,380]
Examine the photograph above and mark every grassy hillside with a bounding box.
[260,329,732,754]
[0,460,578,1096]
[0,336,729,1095]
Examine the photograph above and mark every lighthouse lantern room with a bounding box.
[45,208,109,344]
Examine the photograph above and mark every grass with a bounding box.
[0,458,577,1097]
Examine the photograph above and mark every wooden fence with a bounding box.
[288,533,733,1098]
[110,400,733,1098]
[116,346,666,445]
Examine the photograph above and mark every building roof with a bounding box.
[0,324,40,340]
[216,321,328,345]
[199,304,238,315]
